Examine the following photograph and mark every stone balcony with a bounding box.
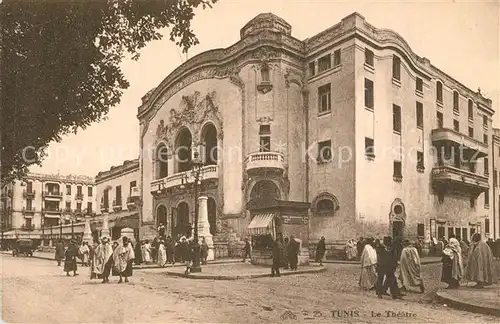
[151,165,218,193]
[23,190,36,199]
[130,186,140,198]
[22,207,36,215]
[431,165,489,197]
[244,152,285,173]
[42,191,63,199]
[42,208,63,214]
[75,193,84,201]
[431,128,488,158]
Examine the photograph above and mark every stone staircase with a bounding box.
[213,224,245,259]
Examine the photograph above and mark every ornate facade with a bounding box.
[137,12,496,256]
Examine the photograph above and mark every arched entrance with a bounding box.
[208,197,217,235]
[250,180,281,206]
[389,199,406,239]
[156,205,167,228]
[176,202,190,237]
[202,123,218,166]
[175,128,192,173]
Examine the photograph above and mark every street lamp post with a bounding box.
[181,150,204,273]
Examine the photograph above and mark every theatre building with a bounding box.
[137,12,495,257]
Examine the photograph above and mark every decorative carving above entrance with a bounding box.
[389,198,406,223]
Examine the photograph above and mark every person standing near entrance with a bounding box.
[242,238,251,262]
[271,238,282,277]
[287,236,300,271]
[55,240,65,266]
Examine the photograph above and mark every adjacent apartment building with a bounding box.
[112,13,497,254]
[0,173,96,242]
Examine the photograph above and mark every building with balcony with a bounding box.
[136,12,496,256]
[94,159,140,241]
[490,128,500,239]
[1,173,96,242]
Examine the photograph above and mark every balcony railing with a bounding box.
[432,165,489,197]
[22,207,36,214]
[42,191,63,198]
[21,224,35,231]
[23,190,36,198]
[130,187,140,198]
[74,209,83,216]
[431,128,488,158]
[112,200,122,211]
[151,165,219,193]
[75,193,84,200]
[42,208,63,213]
[244,152,286,172]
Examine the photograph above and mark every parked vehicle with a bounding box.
[12,239,37,257]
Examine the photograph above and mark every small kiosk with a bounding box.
[246,199,311,266]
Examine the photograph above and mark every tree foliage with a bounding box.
[0,0,216,185]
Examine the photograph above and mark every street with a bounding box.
[1,254,498,323]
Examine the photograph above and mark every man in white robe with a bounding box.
[113,237,135,283]
[157,240,167,267]
[91,237,113,283]
[359,238,377,290]
[399,240,424,293]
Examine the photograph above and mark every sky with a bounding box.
[30,0,500,178]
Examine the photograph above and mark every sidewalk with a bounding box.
[0,250,241,269]
[436,282,500,317]
[312,256,442,265]
[163,262,326,280]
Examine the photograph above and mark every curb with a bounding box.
[310,259,441,265]
[435,290,500,317]
[164,266,327,280]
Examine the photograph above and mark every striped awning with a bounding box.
[247,213,274,235]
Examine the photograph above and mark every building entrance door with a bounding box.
[392,221,404,239]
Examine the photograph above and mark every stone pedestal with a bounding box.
[197,196,214,261]
[100,213,110,239]
[83,216,93,244]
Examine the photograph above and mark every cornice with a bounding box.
[24,173,94,185]
[95,159,140,184]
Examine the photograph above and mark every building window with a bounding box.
[103,189,109,208]
[76,202,82,212]
[437,111,443,128]
[309,62,315,76]
[462,228,468,241]
[485,219,490,234]
[485,189,489,207]
[25,218,32,230]
[87,202,92,213]
[115,186,122,206]
[393,104,401,133]
[87,187,92,197]
[417,223,425,237]
[259,125,271,152]
[416,102,423,129]
[393,161,402,181]
[26,199,32,210]
[416,77,423,93]
[364,78,374,109]
[130,181,137,195]
[484,134,488,144]
[365,137,375,159]
[392,55,401,81]
[318,54,331,73]
[66,185,71,195]
[437,225,445,238]
[436,81,443,103]
[66,201,71,211]
[448,227,454,238]
[468,126,474,138]
[417,151,424,171]
[318,84,331,114]
[365,48,374,67]
[483,115,488,127]
[316,199,335,214]
[26,181,33,193]
[156,143,169,179]
[468,99,474,120]
[333,49,341,66]
[261,66,270,83]
[453,91,459,113]
[317,140,332,163]
[77,186,82,195]
[453,120,459,132]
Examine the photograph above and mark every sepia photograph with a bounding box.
[1,0,499,323]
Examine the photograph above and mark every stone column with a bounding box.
[197,196,214,261]
[101,213,110,239]
[83,216,92,244]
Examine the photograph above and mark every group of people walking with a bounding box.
[89,236,136,283]
[271,235,301,277]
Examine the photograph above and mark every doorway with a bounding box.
[392,221,404,239]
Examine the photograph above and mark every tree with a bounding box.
[0,0,216,185]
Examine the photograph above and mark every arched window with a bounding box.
[250,180,280,206]
[156,205,167,228]
[468,99,474,120]
[175,128,192,173]
[201,123,218,166]
[156,143,168,179]
[436,81,443,103]
[313,193,339,216]
[453,91,459,112]
[261,66,270,83]
[176,202,190,237]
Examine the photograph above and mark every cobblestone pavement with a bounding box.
[2,254,499,323]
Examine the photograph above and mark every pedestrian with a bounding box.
[359,237,377,290]
[54,240,65,266]
[178,236,191,274]
[465,233,495,288]
[356,237,365,261]
[392,236,404,289]
[494,239,500,261]
[91,237,113,283]
[134,238,143,265]
[157,239,167,267]
[200,237,209,265]
[441,237,464,289]
[143,240,152,264]
[64,239,79,277]
[315,236,326,265]
[166,236,175,265]
[345,239,357,261]
[79,242,90,267]
[242,237,251,262]
[112,237,135,283]
[287,236,300,271]
[151,237,159,263]
[271,238,282,277]
[375,236,403,299]
[399,240,425,293]
[282,237,289,269]
[158,223,166,238]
